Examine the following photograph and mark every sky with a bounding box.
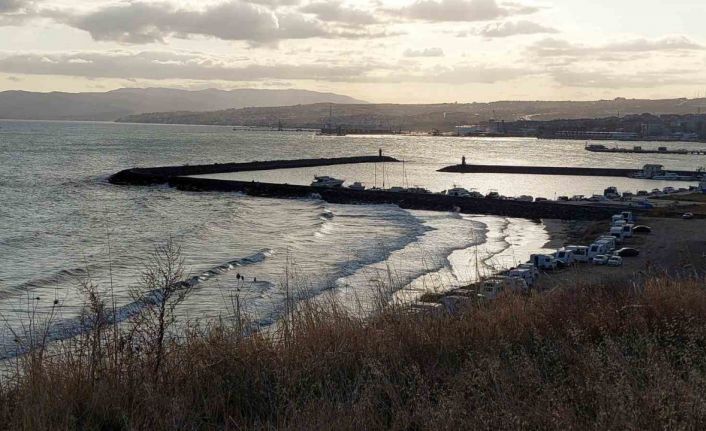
[1,0,706,103]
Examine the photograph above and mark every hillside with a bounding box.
[118,97,706,131]
[0,88,366,121]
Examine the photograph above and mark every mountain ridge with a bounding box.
[0,88,367,121]
[117,97,706,131]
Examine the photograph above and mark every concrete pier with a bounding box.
[438,164,701,180]
[109,156,653,220]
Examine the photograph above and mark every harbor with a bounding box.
[439,160,705,181]
[109,154,674,221]
[585,143,706,155]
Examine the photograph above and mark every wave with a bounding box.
[0,249,276,360]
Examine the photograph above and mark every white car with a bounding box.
[592,255,609,265]
[607,256,623,267]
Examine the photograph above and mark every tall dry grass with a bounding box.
[1,247,706,429]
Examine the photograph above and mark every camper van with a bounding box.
[621,224,634,238]
[621,211,635,223]
[566,246,589,263]
[554,249,576,267]
[509,268,535,287]
[479,277,528,300]
[597,236,618,251]
[530,254,558,270]
[588,242,609,259]
[610,226,625,241]
[517,263,540,280]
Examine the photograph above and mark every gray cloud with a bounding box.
[300,1,379,26]
[393,0,538,22]
[0,0,25,13]
[403,47,444,57]
[0,51,371,81]
[530,36,704,58]
[0,50,536,86]
[477,20,557,37]
[57,1,325,44]
[550,68,703,89]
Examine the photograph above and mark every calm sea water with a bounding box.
[1,120,705,355]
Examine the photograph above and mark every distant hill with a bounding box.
[0,88,367,121]
[117,98,706,131]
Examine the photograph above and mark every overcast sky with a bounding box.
[1,0,706,103]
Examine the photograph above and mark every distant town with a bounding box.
[455,113,706,142]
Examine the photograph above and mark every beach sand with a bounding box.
[539,217,706,290]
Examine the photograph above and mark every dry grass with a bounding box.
[2,266,706,429]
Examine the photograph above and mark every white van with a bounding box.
[612,214,624,224]
[597,236,617,251]
[612,219,627,228]
[517,263,540,280]
[566,245,589,263]
[588,242,608,259]
[509,268,534,287]
[621,211,635,223]
[621,224,634,238]
[554,249,576,266]
[479,277,528,299]
[530,254,558,270]
[610,226,625,241]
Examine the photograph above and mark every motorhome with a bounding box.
[554,249,576,266]
[479,277,528,300]
[508,268,535,287]
[610,226,626,241]
[612,219,626,228]
[530,254,558,270]
[517,263,540,280]
[621,224,634,238]
[596,236,617,251]
[612,214,624,224]
[588,242,609,259]
[621,211,635,223]
[565,245,589,263]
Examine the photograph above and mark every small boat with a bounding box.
[348,182,366,191]
[311,176,344,188]
[445,187,472,198]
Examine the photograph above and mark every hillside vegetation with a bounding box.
[118,97,706,131]
[1,242,706,430]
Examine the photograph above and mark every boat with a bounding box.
[348,182,366,191]
[311,176,344,188]
[404,187,432,194]
[445,187,472,198]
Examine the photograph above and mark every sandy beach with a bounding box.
[538,217,706,290]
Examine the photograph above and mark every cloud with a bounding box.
[53,1,387,45]
[530,36,704,58]
[477,20,557,37]
[403,47,445,57]
[0,51,371,81]
[392,0,538,22]
[300,1,378,26]
[0,0,25,13]
[550,68,704,89]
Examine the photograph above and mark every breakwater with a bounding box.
[169,177,624,220]
[109,156,644,220]
[438,164,700,179]
[109,155,399,185]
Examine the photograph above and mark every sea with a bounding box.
[2,120,705,356]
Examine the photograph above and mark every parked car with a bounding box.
[592,255,610,265]
[683,212,695,220]
[615,247,639,257]
[633,225,652,234]
[607,256,623,267]
[557,196,569,201]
